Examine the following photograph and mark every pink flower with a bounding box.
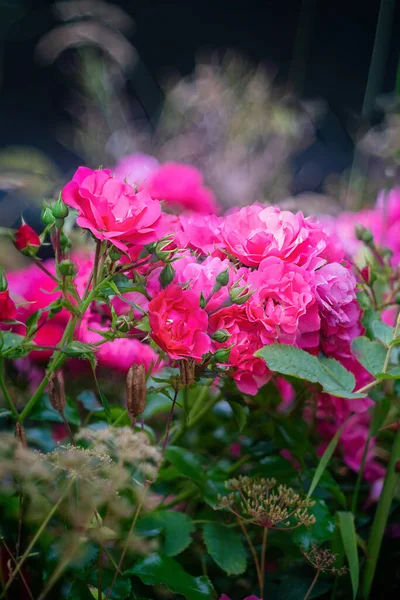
[148,284,211,361]
[209,303,270,395]
[145,162,219,214]
[314,263,357,326]
[173,213,224,257]
[246,257,320,348]
[113,152,160,184]
[221,204,342,268]
[62,167,162,251]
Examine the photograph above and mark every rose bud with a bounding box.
[13,224,41,257]
[0,268,17,321]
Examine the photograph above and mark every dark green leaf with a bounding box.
[338,511,359,599]
[202,523,247,575]
[29,394,81,426]
[143,394,172,419]
[0,332,28,358]
[351,337,386,376]
[255,345,364,398]
[372,320,394,346]
[228,401,248,432]
[127,554,214,600]
[138,511,194,556]
[307,421,346,498]
[293,500,335,549]
[164,446,205,485]
[77,390,103,412]
[98,274,141,297]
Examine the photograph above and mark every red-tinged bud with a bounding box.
[13,224,41,257]
[0,289,17,321]
[360,266,370,283]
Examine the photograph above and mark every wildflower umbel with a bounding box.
[303,544,348,576]
[217,476,316,529]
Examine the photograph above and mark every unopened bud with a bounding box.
[42,204,55,226]
[13,224,41,257]
[159,263,175,288]
[211,329,232,343]
[0,267,8,292]
[109,247,122,262]
[229,284,253,305]
[58,259,76,277]
[15,422,27,447]
[216,269,229,287]
[126,363,147,420]
[355,225,373,244]
[52,195,69,219]
[59,231,71,251]
[115,315,132,333]
[179,358,196,386]
[48,371,66,413]
[200,292,207,309]
[213,346,232,363]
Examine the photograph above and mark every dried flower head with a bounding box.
[303,544,348,576]
[179,358,196,386]
[126,363,147,422]
[216,475,315,530]
[48,370,66,412]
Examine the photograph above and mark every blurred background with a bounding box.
[1,0,400,267]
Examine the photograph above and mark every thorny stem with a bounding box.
[303,568,321,600]
[237,517,263,594]
[260,527,268,599]
[0,479,74,599]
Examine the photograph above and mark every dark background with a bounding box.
[1,0,400,185]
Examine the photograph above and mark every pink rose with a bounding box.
[221,204,342,268]
[246,257,320,348]
[145,162,219,214]
[314,263,357,326]
[148,284,211,361]
[62,167,162,251]
[209,303,270,395]
[174,214,224,256]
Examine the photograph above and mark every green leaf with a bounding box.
[61,341,97,359]
[255,344,364,398]
[228,401,248,432]
[138,511,195,556]
[370,396,391,435]
[143,394,171,419]
[376,367,400,379]
[88,586,105,600]
[202,523,247,575]
[293,500,335,549]
[164,446,205,486]
[127,554,214,600]
[0,332,28,358]
[372,320,394,346]
[351,337,386,376]
[77,390,103,412]
[98,274,140,297]
[363,309,394,345]
[338,511,359,599]
[90,363,111,423]
[307,421,346,498]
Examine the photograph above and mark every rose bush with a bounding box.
[0,164,399,600]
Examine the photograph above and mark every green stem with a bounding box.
[362,428,400,598]
[260,527,268,599]
[0,479,74,599]
[351,436,372,514]
[0,358,18,418]
[18,289,97,423]
[170,392,221,444]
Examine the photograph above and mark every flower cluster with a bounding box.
[4,167,365,401]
